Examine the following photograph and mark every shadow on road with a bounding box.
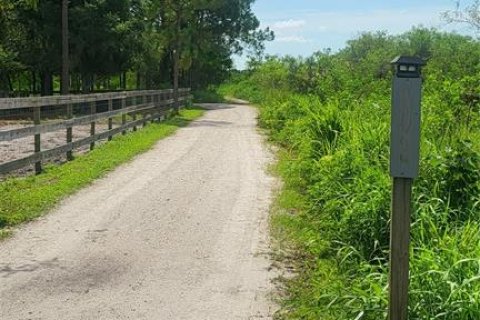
[189,120,233,128]
[0,258,60,278]
[196,103,238,110]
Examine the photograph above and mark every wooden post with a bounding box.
[159,92,164,121]
[143,95,148,127]
[66,103,73,160]
[178,89,182,110]
[122,96,127,135]
[133,96,137,132]
[33,107,41,174]
[108,99,113,141]
[152,94,155,122]
[388,56,424,320]
[90,101,96,150]
[161,91,164,118]
[170,90,174,115]
[164,91,168,117]
[389,177,412,320]
[150,93,157,123]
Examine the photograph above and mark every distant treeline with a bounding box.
[0,0,273,96]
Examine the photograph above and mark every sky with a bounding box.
[234,0,475,69]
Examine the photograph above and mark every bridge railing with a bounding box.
[0,88,191,175]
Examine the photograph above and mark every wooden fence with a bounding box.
[0,88,191,175]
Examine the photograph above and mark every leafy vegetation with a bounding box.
[192,88,226,103]
[0,107,204,238]
[0,0,272,95]
[220,27,480,319]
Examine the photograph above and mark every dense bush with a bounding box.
[221,28,480,319]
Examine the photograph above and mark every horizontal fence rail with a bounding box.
[0,88,191,175]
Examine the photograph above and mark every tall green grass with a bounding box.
[221,28,480,319]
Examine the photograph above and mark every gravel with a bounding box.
[0,103,277,320]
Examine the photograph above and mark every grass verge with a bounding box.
[268,150,332,320]
[0,107,204,237]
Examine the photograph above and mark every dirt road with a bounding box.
[0,104,276,320]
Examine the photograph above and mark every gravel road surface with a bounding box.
[0,103,276,320]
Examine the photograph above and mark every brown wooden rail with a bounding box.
[0,88,191,175]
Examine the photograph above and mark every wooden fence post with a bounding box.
[151,93,155,124]
[0,89,187,175]
[122,96,127,135]
[90,101,96,150]
[388,56,425,320]
[108,98,113,141]
[169,90,174,115]
[179,89,183,109]
[33,107,41,174]
[150,93,157,123]
[159,92,164,121]
[66,103,73,160]
[133,96,137,132]
[160,93,164,120]
[389,177,413,320]
[155,92,162,122]
[143,94,148,127]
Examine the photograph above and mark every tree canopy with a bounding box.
[0,0,272,96]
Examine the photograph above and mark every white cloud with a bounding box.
[275,35,310,43]
[233,3,471,68]
[298,7,450,35]
[271,19,306,30]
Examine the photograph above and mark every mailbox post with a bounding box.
[389,56,425,320]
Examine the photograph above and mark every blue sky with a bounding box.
[234,0,474,68]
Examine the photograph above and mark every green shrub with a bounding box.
[220,27,480,319]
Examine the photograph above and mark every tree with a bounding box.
[10,0,62,95]
[443,1,480,33]
[0,0,38,94]
[146,0,273,90]
[0,0,272,95]
[61,0,69,94]
[69,0,138,92]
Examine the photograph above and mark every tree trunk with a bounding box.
[72,73,79,92]
[81,74,93,93]
[189,69,192,89]
[61,0,69,95]
[7,73,13,93]
[40,72,53,96]
[0,72,10,96]
[136,72,141,90]
[173,8,181,113]
[32,71,37,94]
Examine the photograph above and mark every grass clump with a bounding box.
[192,88,225,103]
[221,27,480,319]
[0,107,204,232]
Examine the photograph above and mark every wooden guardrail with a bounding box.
[0,88,191,175]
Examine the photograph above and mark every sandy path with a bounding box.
[0,104,276,320]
